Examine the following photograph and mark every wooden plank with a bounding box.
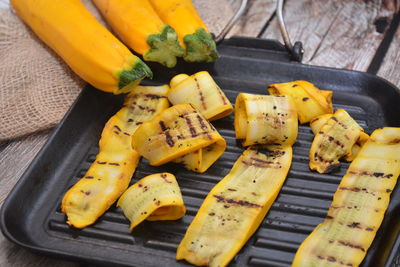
[262,0,398,71]
[377,21,400,87]
[194,0,234,36]
[0,132,78,267]
[227,0,276,37]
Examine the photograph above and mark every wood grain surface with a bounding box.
[378,16,400,86]
[1,0,400,266]
[262,0,398,70]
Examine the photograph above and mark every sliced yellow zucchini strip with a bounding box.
[176,145,292,267]
[234,93,298,146]
[293,127,400,267]
[168,71,233,121]
[117,173,185,230]
[310,114,369,162]
[132,103,226,172]
[309,109,364,173]
[61,85,170,228]
[268,80,333,124]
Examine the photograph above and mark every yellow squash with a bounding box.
[11,0,152,94]
[310,114,369,162]
[132,104,226,172]
[293,127,400,267]
[93,0,184,68]
[149,0,219,62]
[61,85,170,228]
[176,145,293,267]
[309,109,364,173]
[234,93,298,146]
[268,81,333,124]
[117,173,186,230]
[168,71,233,121]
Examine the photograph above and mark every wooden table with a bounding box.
[1,0,400,266]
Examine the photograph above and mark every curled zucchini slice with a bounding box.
[61,85,170,228]
[168,71,233,121]
[268,80,333,124]
[117,173,185,230]
[132,103,226,172]
[309,109,364,173]
[293,127,400,267]
[176,145,293,267]
[234,93,298,146]
[310,114,369,162]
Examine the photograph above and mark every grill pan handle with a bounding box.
[216,0,304,62]
[276,0,304,62]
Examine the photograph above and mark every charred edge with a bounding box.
[114,125,122,131]
[123,132,130,136]
[160,173,172,183]
[80,190,91,196]
[227,188,237,191]
[144,94,166,99]
[347,222,361,229]
[338,241,365,252]
[339,186,361,192]
[213,195,262,208]
[326,215,334,220]
[185,116,197,138]
[215,85,228,105]
[349,170,393,178]
[138,104,156,113]
[326,135,345,149]
[241,160,278,169]
[255,148,285,158]
[250,157,276,165]
[97,161,107,165]
[327,256,336,262]
[197,114,208,131]
[194,77,207,110]
[159,121,174,147]
[324,163,341,173]
[136,122,142,126]
[109,162,120,166]
[85,176,94,179]
[128,119,134,123]
[302,97,310,101]
[389,138,400,144]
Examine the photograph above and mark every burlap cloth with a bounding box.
[0,0,232,142]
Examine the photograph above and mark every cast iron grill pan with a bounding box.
[1,38,400,267]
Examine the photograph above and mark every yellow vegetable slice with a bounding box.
[132,103,226,172]
[309,109,364,173]
[310,114,369,162]
[117,173,185,230]
[61,85,170,228]
[234,93,298,146]
[293,127,400,267]
[176,145,293,267]
[167,71,233,121]
[268,80,333,124]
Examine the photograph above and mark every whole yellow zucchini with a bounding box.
[92,0,184,68]
[149,0,219,62]
[11,0,152,94]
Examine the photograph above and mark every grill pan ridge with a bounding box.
[1,37,400,267]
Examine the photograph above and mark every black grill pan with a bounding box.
[1,37,400,267]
